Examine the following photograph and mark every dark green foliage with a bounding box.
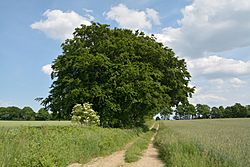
[156,116,161,121]
[160,107,173,120]
[175,103,250,120]
[42,23,194,128]
[0,106,22,120]
[0,106,35,120]
[224,103,248,118]
[0,106,51,121]
[211,107,221,118]
[175,103,195,119]
[36,108,51,120]
[201,103,249,119]
[196,104,211,119]
[246,105,250,117]
[22,107,35,120]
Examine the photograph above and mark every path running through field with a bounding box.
[122,131,164,167]
[68,123,164,167]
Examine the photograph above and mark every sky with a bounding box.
[1,0,250,111]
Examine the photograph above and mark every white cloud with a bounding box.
[229,77,246,88]
[83,8,93,13]
[85,14,95,21]
[31,9,92,41]
[153,0,250,107]
[190,93,226,105]
[156,0,250,57]
[209,78,224,85]
[208,78,224,89]
[106,4,160,30]
[187,55,250,76]
[41,64,53,75]
[208,77,246,89]
[189,76,249,106]
[145,8,160,25]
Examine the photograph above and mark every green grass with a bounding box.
[144,120,156,129]
[0,125,139,167]
[125,131,154,163]
[0,121,72,127]
[155,119,250,167]
[125,123,157,163]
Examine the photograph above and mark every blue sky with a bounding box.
[1,0,250,111]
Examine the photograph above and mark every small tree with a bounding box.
[71,103,100,126]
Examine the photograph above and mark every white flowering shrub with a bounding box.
[71,103,100,126]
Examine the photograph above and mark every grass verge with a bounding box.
[0,125,139,167]
[124,123,157,163]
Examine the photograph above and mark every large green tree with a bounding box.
[0,106,22,120]
[196,104,211,119]
[42,23,194,128]
[22,106,35,120]
[211,107,221,118]
[175,103,195,119]
[224,103,248,118]
[36,108,51,120]
[246,105,250,117]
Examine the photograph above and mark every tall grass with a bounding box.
[125,123,158,163]
[0,121,71,127]
[155,119,250,167]
[0,126,138,167]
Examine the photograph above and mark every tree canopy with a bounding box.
[36,108,51,120]
[174,103,250,119]
[42,23,194,128]
[0,106,51,121]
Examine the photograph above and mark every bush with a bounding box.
[71,103,100,126]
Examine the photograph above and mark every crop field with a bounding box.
[155,119,250,167]
[0,124,139,167]
[0,121,72,127]
[1,119,249,167]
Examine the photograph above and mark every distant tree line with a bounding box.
[0,106,51,121]
[174,103,250,120]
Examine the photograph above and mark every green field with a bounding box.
[1,119,249,167]
[0,122,140,167]
[155,119,250,167]
[0,121,72,127]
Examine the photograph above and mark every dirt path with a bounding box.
[122,132,164,167]
[68,123,164,167]
[68,141,133,167]
[69,149,126,167]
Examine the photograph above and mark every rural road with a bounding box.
[69,124,164,167]
[69,140,163,167]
